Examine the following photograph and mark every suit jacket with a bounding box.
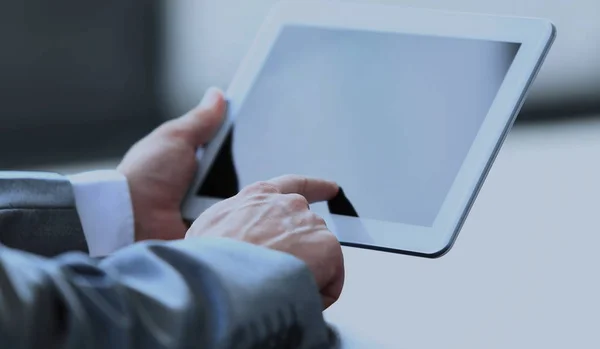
[0,171,334,349]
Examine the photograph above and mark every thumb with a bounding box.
[162,88,227,146]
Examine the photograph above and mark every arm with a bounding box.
[0,171,88,256]
[0,170,335,348]
[0,170,134,257]
[0,238,331,349]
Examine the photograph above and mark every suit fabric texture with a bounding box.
[0,171,335,349]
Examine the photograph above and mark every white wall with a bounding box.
[160,0,600,117]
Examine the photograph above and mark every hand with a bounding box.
[117,88,226,241]
[186,174,345,309]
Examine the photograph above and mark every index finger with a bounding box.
[267,174,339,203]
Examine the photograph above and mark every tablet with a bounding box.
[182,1,555,258]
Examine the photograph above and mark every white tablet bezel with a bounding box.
[182,1,555,257]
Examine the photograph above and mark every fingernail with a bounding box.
[199,88,221,107]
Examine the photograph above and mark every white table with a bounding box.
[325,118,600,348]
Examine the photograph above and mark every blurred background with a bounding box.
[1,1,599,348]
[1,0,599,168]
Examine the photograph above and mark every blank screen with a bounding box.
[198,25,520,227]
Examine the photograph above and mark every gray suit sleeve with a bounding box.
[0,237,332,349]
[0,171,88,256]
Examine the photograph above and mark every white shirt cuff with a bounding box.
[68,170,135,257]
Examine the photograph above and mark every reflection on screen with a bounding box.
[198,25,519,227]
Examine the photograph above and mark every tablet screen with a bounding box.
[197,25,520,228]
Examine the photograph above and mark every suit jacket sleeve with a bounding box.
[0,171,333,349]
[0,238,331,349]
[0,171,88,256]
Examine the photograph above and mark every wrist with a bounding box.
[119,171,143,242]
[117,168,190,242]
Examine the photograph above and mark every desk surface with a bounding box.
[324,118,600,348]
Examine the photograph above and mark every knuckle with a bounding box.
[190,108,207,120]
[286,194,309,210]
[290,174,309,188]
[299,176,309,194]
[280,173,308,186]
[322,232,342,254]
[311,213,327,227]
[157,119,188,139]
[244,181,279,194]
[240,192,269,203]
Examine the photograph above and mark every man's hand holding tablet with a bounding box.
[182,1,556,257]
